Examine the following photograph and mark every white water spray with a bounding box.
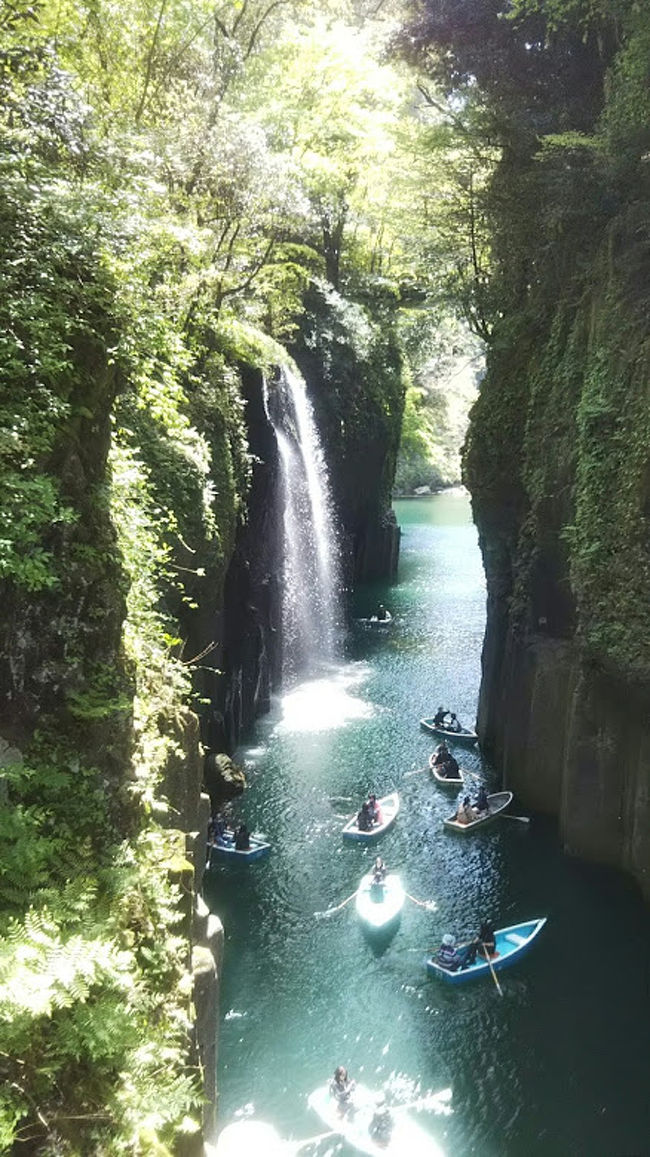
[265,365,341,682]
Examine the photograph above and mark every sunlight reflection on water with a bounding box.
[273,665,375,734]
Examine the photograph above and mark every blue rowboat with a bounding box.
[420,719,478,746]
[342,792,400,842]
[425,918,547,984]
[207,833,271,865]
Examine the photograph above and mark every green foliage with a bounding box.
[414,0,650,681]
[0,1,463,1151]
[0,825,200,1154]
[394,317,482,493]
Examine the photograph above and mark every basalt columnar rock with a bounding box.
[291,281,405,584]
[409,0,650,901]
[465,236,650,899]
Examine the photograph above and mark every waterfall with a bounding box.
[265,365,340,682]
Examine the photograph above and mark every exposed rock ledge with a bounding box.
[479,628,650,898]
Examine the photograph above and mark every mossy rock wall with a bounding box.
[291,280,405,583]
[465,217,650,896]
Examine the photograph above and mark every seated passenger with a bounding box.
[367,793,382,826]
[234,822,251,851]
[455,796,476,825]
[369,1098,394,1144]
[436,933,477,971]
[375,604,389,621]
[209,814,228,843]
[477,921,496,957]
[357,802,373,832]
[330,1066,356,1115]
[447,712,462,732]
[432,742,449,767]
[441,754,459,779]
[433,706,448,727]
[371,856,386,889]
[474,785,489,814]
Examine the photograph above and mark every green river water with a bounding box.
[204,492,650,1157]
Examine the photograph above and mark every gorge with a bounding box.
[1,0,649,1154]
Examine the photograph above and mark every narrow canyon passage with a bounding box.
[206,493,650,1157]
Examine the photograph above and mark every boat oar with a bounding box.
[482,944,504,997]
[314,889,358,919]
[405,892,437,911]
[404,767,426,778]
[500,813,530,824]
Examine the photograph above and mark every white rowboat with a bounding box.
[443,790,513,832]
[355,873,405,930]
[342,792,400,842]
[420,719,478,746]
[308,1083,445,1157]
[429,755,464,787]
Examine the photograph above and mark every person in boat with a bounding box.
[367,793,382,826]
[436,933,477,971]
[432,741,449,767]
[375,603,389,621]
[369,1097,394,1144]
[440,753,460,779]
[476,921,496,958]
[330,1066,356,1115]
[234,822,251,851]
[357,802,373,832]
[455,796,476,825]
[474,784,489,814]
[446,712,462,733]
[208,814,228,844]
[371,856,386,891]
[433,706,449,727]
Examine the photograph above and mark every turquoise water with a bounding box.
[204,492,650,1156]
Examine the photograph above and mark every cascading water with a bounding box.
[265,365,340,682]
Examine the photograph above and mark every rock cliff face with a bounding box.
[291,282,404,585]
[203,295,406,754]
[1,269,406,1148]
[195,363,282,760]
[0,337,131,794]
[466,241,650,898]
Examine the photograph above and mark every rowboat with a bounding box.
[355,872,405,930]
[443,790,512,832]
[420,719,478,746]
[356,612,393,629]
[429,755,464,787]
[425,917,547,984]
[207,833,271,864]
[308,1083,445,1157]
[342,792,400,842]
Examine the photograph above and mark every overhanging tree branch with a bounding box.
[135,0,169,125]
